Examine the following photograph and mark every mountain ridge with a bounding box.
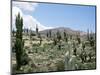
[39,27,87,36]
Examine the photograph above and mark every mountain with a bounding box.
[39,27,87,37]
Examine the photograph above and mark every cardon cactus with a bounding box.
[64,51,70,70]
[68,55,78,70]
[64,51,79,70]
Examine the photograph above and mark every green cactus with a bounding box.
[15,13,24,70]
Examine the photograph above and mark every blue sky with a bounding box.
[33,3,96,32]
[12,1,96,32]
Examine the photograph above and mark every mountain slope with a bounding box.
[39,27,87,37]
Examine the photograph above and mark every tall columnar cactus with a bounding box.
[77,35,81,44]
[64,51,70,70]
[73,47,77,56]
[15,13,24,70]
[64,51,78,70]
[63,30,68,42]
[80,50,87,63]
[65,42,79,71]
[26,28,28,35]
[64,30,66,38]
[57,30,61,42]
[49,30,52,38]
[46,31,49,38]
[30,29,32,40]
[38,33,42,45]
[82,43,85,50]
[53,35,57,45]
[70,35,72,40]
[36,24,38,36]
[87,29,90,41]
[89,32,95,47]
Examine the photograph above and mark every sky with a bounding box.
[12,1,96,32]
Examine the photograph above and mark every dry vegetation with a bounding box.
[11,13,96,74]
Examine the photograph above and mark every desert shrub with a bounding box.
[32,37,37,41]
[49,55,54,59]
[79,50,87,63]
[21,53,30,65]
[86,62,96,69]
[43,43,52,50]
[31,33,36,36]
[73,47,77,56]
[77,63,86,69]
[89,35,95,47]
[38,47,44,53]
[24,38,29,41]
[20,65,34,73]
[76,35,81,44]
[65,37,68,42]
[69,35,72,40]
[58,44,61,50]
[42,47,45,52]
[32,43,39,47]
[32,48,38,53]
[47,63,57,72]
[77,62,96,70]
[24,46,30,50]
[82,43,85,50]
[87,51,95,62]
[53,37,57,45]
[72,42,75,48]
[56,60,65,71]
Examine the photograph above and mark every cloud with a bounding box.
[12,6,23,30]
[12,1,38,12]
[12,4,53,31]
[23,15,50,31]
[12,1,53,31]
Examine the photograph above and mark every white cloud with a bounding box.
[23,15,50,31]
[13,1,38,12]
[12,6,23,30]
[12,2,53,31]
